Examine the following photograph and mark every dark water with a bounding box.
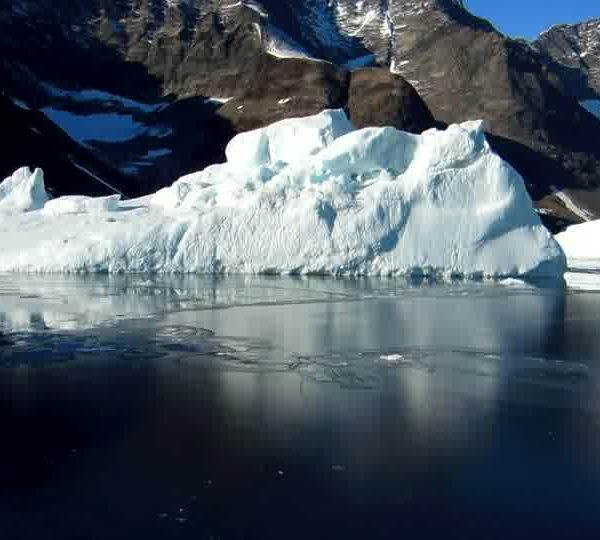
[1,274,600,539]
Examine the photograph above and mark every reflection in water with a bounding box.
[1,274,600,538]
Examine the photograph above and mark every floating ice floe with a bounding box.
[0,110,565,276]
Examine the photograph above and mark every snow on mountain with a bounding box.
[40,83,173,168]
[0,111,565,277]
[581,100,600,119]
[260,24,322,62]
[41,109,166,146]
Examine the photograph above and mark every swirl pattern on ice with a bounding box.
[0,110,565,277]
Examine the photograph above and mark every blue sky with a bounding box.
[466,1,598,40]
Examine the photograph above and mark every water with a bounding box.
[1,273,600,539]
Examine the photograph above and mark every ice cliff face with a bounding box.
[0,111,565,277]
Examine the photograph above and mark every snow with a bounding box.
[11,97,30,110]
[223,109,353,166]
[42,109,149,145]
[580,100,600,120]
[42,195,121,216]
[43,84,166,113]
[347,9,378,37]
[70,161,125,196]
[0,167,48,215]
[0,110,565,277]
[345,54,377,70]
[261,24,323,63]
[557,221,600,270]
[141,148,173,160]
[550,187,594,222]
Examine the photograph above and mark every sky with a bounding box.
[465,1,599,40]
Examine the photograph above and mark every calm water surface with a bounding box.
[1,274,600,539]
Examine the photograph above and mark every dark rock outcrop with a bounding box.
[348,67,435,132]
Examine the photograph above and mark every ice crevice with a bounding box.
[0,110,565,277]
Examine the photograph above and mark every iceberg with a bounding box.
[0,167,48,215]
[556,221,600,271]
[0,110,565,277]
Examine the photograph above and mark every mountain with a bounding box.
[0,92,136,197]
[530,19,600,225]
[0,0,434,195]
[1,0,599,230]
[534,18,600,102]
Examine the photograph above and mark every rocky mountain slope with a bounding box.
[0,92,136,197]
[1,0,599,230]
[0,0,434,195]
[534,18,600,101]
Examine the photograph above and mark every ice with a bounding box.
[224,109,353,167]
[557,221,600,270]
[42,195,121,216]
[0,167,48,215]
[0,110,565,277]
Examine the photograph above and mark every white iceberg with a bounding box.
[0,167,48,215]
[0,110,565,277]
[556,221,600,271]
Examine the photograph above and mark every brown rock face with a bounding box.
[348,68,435,133]
[218,57,350,133]
[533,18,600,100]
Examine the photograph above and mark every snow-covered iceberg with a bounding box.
[0,110,565,277]
[0,167,48,215]
[556,221,600,271]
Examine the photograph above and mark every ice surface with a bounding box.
[223,109,353,166]
[0,110,565,276]
[0,167,48,215]
[42,195,122,216]
[557,221,600,270]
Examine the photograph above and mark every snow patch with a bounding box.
[43,84,166,113]
[580,100,600,120]
[262,24,324,63]
[345,54,377,70]
[557,221,600,269]
[42,109,149,144]
[551,187,594,222]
